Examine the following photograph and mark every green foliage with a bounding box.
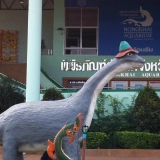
[120,94,136,131]
[132,86,160,133]
[87,132,108,149]
[89,94,130,134]
[0,76,25,113]
[107,95,127,116]
[89,93,107,132]
[89,89,160,149]
[114,131,160,149]
[104,95,130,133]
[95,92,107,119]
[42,87,64,101]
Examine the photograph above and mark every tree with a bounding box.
[89,94,129,133]
[0,76,25,113]
[132,86,160,133]
[89,93,108,132]
[42,87,64,101]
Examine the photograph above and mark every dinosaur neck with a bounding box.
[74,58,127,126]
[78,58,120,98]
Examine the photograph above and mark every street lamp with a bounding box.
[82,125,88,160]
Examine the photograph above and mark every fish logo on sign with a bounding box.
[122,6,153,26]
[77,0,86,6]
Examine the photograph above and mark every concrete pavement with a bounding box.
[0,149,160,160]
[16,153,160,160]
[0,154,159,160]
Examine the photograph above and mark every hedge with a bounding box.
[86,132,108,149]
[114,131,160,149]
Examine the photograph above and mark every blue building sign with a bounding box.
[65,0,160,56]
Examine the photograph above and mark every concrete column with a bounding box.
[26,0,42,102]
[53,0,64,55]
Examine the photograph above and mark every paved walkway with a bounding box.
[0,149,160,160]
[22,154,160,160]
[0,153,160,160]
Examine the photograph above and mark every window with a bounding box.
[65,8,98,55]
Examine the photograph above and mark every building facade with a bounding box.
[0,0,160,93]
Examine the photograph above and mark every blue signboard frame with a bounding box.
[65,0,160,56]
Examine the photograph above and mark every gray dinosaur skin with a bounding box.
[0,53,145,160]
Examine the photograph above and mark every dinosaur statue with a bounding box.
[0,41,145,160]
[47,113,82,160]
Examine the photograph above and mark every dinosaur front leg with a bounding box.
[3,137,24,160]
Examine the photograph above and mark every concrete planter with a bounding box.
[85,149,160,157]
[1,147,160,159]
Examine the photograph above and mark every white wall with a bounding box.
[0,10,53,63]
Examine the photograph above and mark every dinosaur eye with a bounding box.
[127,52,133,56]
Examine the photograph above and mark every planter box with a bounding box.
[1,147,160,158]
[85,149,160,157]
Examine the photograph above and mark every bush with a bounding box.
[0,76,25,113]
[42,87,64,101]
[95,92,107,119]
[87,132,108,149]
[89,94,132,134]
[132,86,160,133]
[114,131,160,149]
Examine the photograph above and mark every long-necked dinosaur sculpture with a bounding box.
[0,41,145,160]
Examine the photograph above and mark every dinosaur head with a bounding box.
[92,41,145,83]
[113,41,145,71]
[115,41,138,58]
[116,52,145,70]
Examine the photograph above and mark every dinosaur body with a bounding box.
[0,51,145,160]
[47,113,82,160]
